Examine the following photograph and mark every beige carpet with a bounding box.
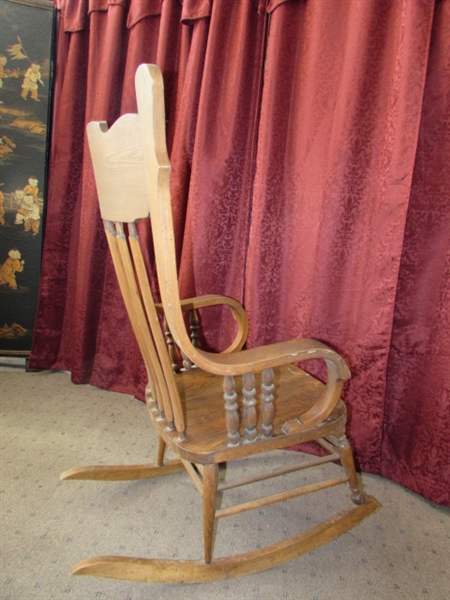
[1,367,449,600]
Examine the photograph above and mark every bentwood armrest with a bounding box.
[188,337,349,379]
[156,294,249,353]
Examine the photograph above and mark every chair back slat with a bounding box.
[127,226,185,432]
[134,65,195,362]
[103,222,159,411]
[104,222,172,420]
[115,224,177,426]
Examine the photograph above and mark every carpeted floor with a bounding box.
[1,366,449,600]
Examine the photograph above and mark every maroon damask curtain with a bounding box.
[245,0,449,504]
[30,0,166,396]
[174,1,267,351]
[30,0,269,389]
[30,0,449,506]
[381,0,450,504]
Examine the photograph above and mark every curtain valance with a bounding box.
[55,0,162,32]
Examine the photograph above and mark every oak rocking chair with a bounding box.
[61,64,380,584]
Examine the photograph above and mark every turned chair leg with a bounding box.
[157,436,166,467]
[327,432,366,505]
[202,464,220,564]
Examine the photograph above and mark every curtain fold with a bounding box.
[29,0,449,505]
[175,0,267,350]
[30,0,163,394]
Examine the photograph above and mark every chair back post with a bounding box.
[135,65,195,364]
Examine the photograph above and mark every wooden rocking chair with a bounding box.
[61,64,380,584]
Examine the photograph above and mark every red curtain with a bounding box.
[30,0,449,506]
[174,1,267,351]
[381,0,450,504]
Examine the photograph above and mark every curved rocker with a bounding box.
[60,459,184,482]
[71,497,380,584]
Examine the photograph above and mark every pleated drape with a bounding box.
[381,0,450,504]
[30,0,449,506]
[244,0,447,501]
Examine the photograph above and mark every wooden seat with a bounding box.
[61,64,380,584]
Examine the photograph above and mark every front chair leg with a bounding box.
[327,432,367,505]
[202,464,219,564]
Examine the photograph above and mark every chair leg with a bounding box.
[202,464,219,564]
[326,432,367,505]
[157,436,166,467]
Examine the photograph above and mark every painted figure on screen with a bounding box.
[21,63,43,102]
[0,248,24,290]
[14,177,41,235]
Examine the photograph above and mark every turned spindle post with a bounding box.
[189,308,200,347]
[163,315,180,372]
[261,368,275,438]
[243,373,257,442]
[181,351,193,370]
[328,431,367,505]
[224,375,240,446]
[145,382,156,409]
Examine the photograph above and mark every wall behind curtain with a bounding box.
[29,0,449,506]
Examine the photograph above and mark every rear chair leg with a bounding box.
[157,436,166,467]
[202,464,220,564]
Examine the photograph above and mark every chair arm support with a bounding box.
[281,356,348,432]
[156,294,249,353]
[193,339,350,430]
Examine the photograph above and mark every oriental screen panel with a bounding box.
[0,0,54,354]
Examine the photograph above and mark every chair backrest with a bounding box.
[88,65,252,380]
[86,70,185,435]
[87,65,252,439]
[88,64,206,361]
[133,65,219,373]
[88,64,350,436]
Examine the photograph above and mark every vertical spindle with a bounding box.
[181,351,193,370]
[189,308,200,347]
[224,375,240,446]
[261,368,275,438]
[243,372,257,442]
[163,315,180,372]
